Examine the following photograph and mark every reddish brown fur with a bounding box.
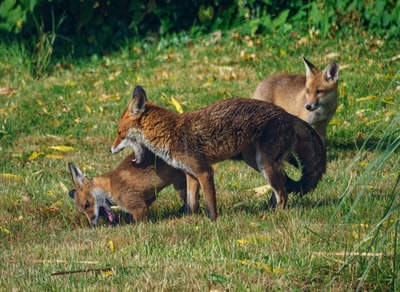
[111,87,326,221]
[69,151,186,226]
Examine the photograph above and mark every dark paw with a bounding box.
[269,194,277,209]
[124,213,133,224]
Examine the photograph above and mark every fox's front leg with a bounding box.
[185,174,200,215]
[196,169,217,221]
[131,207,149,223]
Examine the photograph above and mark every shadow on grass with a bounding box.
[327,132,395,162]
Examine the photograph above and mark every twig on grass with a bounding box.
[51,267,114,276]
[51,266,138,276]
[313,251,391,257]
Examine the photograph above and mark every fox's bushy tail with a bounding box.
[285,119,326,195]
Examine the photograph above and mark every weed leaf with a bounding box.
[207,273,230,284]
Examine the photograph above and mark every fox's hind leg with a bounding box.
[255,149,288,209]
[172,174,188,213]
[264,165,288,209]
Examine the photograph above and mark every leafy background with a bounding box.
[1,0,399,58]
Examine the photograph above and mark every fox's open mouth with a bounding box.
[99,206,116,223]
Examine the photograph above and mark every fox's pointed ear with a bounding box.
[130,85,147,114]
[324,61,339,82]
[68,162,85,188]
[302,56,318,78]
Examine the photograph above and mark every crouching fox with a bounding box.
[68,151,186,227]
[110,86,326,221]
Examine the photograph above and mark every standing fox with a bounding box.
[110,86,326,221]
[251,56,339,142]
[68,151,187,227]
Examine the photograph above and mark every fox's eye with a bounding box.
[305,88,310,94]
[316,89,324,94]
[85,201,90,209]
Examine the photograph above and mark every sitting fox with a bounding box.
[251,56,339,142]
[110,86,326,221]
[68,151,186,227]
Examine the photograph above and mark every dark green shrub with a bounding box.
[0,0,398,58]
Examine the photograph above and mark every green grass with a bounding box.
[0,30,399,290]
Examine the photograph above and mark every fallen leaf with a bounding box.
[108,70,121,81]
[102,270,115,278]
[161,94,184,113]
[249,184,272,196]
[389,54,400,63]
[355,132,364,141]
[170,97,184,113]
[236,234,269,245]
[356,95,376,102]
[0,226,11,234]
[98,94,120,102]
[49,146,76,152]
[59,181,69,193]
[85,104,92,114]
[240,50,258,61]
[324,52,340,59]
[0,173,23,182]
[329,119,342,125]
[237,260,284,274]
[382,218,395,228]
[109,240,115,252]
[44,154,64,160]
[21,196,30,203]
[336,103,344,112]
[41,200,63,214]
[0,87,17,95]
[28,151,44,161]
[209,30,222,44]
[131,46,142,54]
[94,80,104,87]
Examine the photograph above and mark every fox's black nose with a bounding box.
[305,104,312,110]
